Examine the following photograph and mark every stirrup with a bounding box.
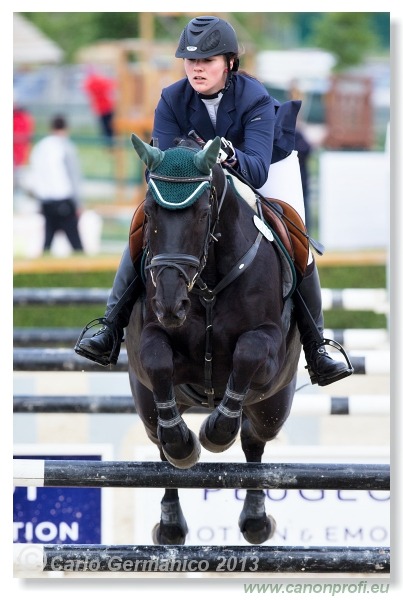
[307,338,354,386]
[74,317,121,367]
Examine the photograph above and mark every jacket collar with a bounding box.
[188,79,236,139]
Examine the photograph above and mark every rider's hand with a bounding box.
[218,137,237,166]
[204,137,237,166]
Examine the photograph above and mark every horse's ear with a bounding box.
[193,136,221,174]
[131,133,165,171]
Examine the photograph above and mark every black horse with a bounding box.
[126,134,302,545]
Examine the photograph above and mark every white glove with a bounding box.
[218,137,237,165]
[204,137,237,165]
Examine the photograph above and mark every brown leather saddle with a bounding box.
[260,198,309,278]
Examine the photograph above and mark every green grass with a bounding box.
[14,271,115,328]
[13,265,388,330]
[317,265,386,289]
[14,271,116,288]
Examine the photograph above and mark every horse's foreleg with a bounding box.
[140,328,200,468]
[200,328,283,452]
[154,384,201,468]
[199,374,246,452]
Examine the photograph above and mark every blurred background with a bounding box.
[13,12,390,256]
[13,11,390,330]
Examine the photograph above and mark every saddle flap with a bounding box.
[129,201,146,263]
[224,172,308,278]
[262,198,309,278]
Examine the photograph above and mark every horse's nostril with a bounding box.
[151,299,164,319]
[174,299,190,320]
[151,297,190,325]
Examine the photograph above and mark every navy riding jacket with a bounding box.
[152,73,301,189]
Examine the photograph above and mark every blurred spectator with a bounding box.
[13,103,34,189]
[294,128,312,232]
[29,115,83,253]
[83,67,116,145]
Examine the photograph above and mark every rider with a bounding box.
[75,15,353,387]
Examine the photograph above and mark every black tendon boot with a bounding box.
[74,246,142,366]
[295,261,353,386]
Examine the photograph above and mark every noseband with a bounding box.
[147,253,202,291]
[145,169,227,291]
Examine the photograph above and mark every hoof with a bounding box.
[162,430,201,469]
[151,498,188,544]
[199,415,238,453]
[151,523,187,545]
[239,514,276,545]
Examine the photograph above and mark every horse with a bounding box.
[125,134,302,545]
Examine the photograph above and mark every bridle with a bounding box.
[144,162,264,407]
[144,168,227,292]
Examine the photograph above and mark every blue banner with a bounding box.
[13,455,102,544]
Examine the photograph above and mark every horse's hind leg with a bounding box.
[238,383,295,545]
[152,486,189,545]
[238,419,276,544]
[129,378,189,544]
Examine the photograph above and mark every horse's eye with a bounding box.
[144,211,156,232]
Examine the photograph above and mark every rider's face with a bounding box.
[184,55,230,95]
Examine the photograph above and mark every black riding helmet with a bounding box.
[175,16,239,70]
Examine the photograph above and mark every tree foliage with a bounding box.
[309,13,381,71]
[22,13,140,62]
[22,12,388,66]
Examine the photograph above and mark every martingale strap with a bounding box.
[193,231,263,406]
[195,232,263,301]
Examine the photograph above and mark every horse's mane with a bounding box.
[173,136,201,151]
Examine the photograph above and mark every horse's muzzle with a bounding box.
[152,296,191,329]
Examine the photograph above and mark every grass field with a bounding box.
[13,265,388,330]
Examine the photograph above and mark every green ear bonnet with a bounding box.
[148,147,211,210]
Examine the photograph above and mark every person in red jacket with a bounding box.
[83,67,116,144]
[13,104,34,164]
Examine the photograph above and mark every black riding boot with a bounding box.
[295,261,353,386]
[74,245,143,366]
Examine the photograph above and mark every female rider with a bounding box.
[75,15,352,387]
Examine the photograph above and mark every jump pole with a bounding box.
[13,348,390,375]
[13,393,390,415]
[13,460,390,490]
[13,543,390,573]
[13,287,389,312]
